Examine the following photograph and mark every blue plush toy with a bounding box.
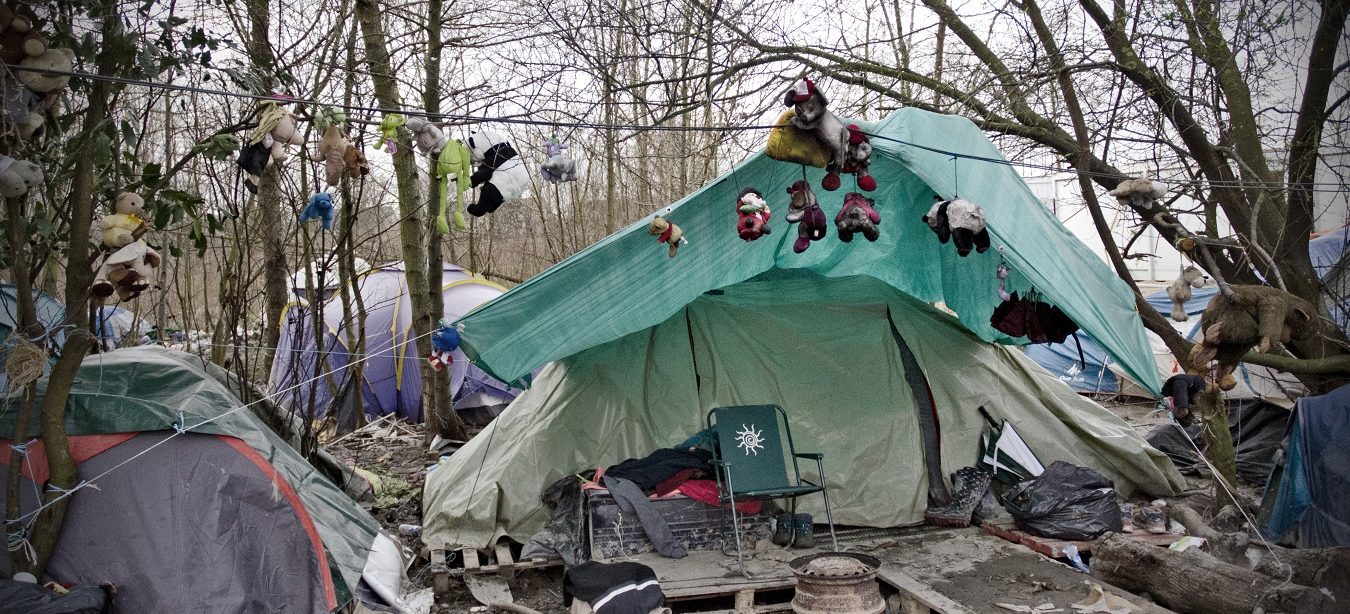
[300,192,335,230]
[427,319,461,371]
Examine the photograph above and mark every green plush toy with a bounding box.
[433,139,473,234]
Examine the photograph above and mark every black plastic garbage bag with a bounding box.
[1003,461,1124,540]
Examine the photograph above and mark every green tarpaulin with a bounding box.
[423,274,1184,549]
[456,108,1160,395]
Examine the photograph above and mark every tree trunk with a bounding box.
[354,0,440,434]
[4,194,40,573]
[246,0,289,376]
[1195,389,1238,506]
[421,0,465,442]
[1092,533,1336,614]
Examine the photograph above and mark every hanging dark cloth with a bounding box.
[990,290,1079,344]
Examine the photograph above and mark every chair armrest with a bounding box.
[794,452,823,460]
[710,458,727,466]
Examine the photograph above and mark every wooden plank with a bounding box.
[874,566,976,614]
[982,520,1183,558]
[449,557,560,577]
[494,542,516,585]
[734,589,755,613]
[429,546,451,596]
[662,576,796,600]
[461,547,481,571]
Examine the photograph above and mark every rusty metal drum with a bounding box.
[789,552,886,614]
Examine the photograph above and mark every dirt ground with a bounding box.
[333,398,1224,613]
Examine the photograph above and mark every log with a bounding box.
[1253,547,1350,603]
[1091,533,1335,614]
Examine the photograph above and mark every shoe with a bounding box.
[771,513,795,547]
[1120,503,1136,533]
[793,513,816,548]
[1136,505,1167,534]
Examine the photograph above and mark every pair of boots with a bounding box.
[771,513,815,548]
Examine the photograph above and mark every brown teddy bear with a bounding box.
[93,240,161,301]
[1166,266,1207,322]
[310,125,349,187]
[648,215,687,258]
[1188,285,1319,389]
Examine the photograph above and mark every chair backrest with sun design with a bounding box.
[706,404,798,493]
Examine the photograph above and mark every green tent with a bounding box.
[0,347,392,612]
[422,109,1182,549]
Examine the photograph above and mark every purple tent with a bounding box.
[268,262,521,427]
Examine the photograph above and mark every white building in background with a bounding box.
[1019,151,1350,283]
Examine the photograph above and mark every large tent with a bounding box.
[0,347,402,612]
[421,108,1184,549]
[269,261,522,427]
[1261,383,1350,548]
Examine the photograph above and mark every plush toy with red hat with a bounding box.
[783,78,849,187]
[427,320,461,371]
[824,124,876,192]
[736,188,771,241]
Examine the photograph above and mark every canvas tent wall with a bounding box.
[422,108,1183,549]
[268,261,522,427]
[1261,384,1350,548]
[0,347,396,613]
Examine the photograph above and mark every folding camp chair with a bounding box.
[706,404,838,575]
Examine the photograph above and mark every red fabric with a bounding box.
[653,468,703,496]
[220,435,337,612]
[0,433,137,484]
[676,479,762,514]
[657,225,673,244]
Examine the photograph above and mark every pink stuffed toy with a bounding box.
[794,203,828,253]
[736,188,771,241]
[835,192,881,242]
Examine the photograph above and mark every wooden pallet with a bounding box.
[428,542,562,598]
[980,520,1181,558]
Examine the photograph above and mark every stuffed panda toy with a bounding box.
[466,129,529,217]
[923,196,990,257]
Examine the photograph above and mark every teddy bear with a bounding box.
[17,47,73,94]
[541,137,577,184]
[310,125,349,187]
[466,129,529,217]
[0,5,46,64]
[101,192,148,249]
[427,320,461,371]
[794,202,828,254]
[299,192,334,230]
[648,215,687,258]
[1166,266,1207,322]
[405,116,448,156]
[785,180,815,222]
[0,156,42,198]
[824,124,876,192]
[1108,177,1167,210]
[93,240,160,301]
[735,188,771,241]
[1188,284,1319,390]
[344,145,370,178]
[783,78,850,186]
[923,196,990,257]
[836,192,880,242]
[238,102,305,192]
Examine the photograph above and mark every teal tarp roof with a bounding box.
[458,108,1158,393]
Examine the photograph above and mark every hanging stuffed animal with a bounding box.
[92,240,161,301]
[923,196,990,257]
[1166,266,1207,322]
[405,116,448,157]
[794,203,828,254]
[835,192,881,243]
[378,114,405,153]
[783,78,850,189]
[310,125,350,187]
[343,144,370,178]
[785,180,816,223]
[735,188,771,241]
[101,192,149,249]
[237,100,304,193]
[1108,177,1168,210]
[299,193,335,230]
[0,6,70,141]
[1188,285,1319,390]
[0,156,42,198]
[427,320,461,371]
[466,129,529,217]
[648,215,687,258]
[996,263,1011,302]
[540,136,577,183]
[825,124,876,192]
[989,290,1079,344]
[433,139,473,234]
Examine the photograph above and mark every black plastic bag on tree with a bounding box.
[1003,461,1124,540]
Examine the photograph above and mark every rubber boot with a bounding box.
[771,512,795,547]
[793,513,816,548]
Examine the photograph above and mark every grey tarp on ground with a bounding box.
[0,347,380,611]
[1,433,333,612]
[423,274,1184,549]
